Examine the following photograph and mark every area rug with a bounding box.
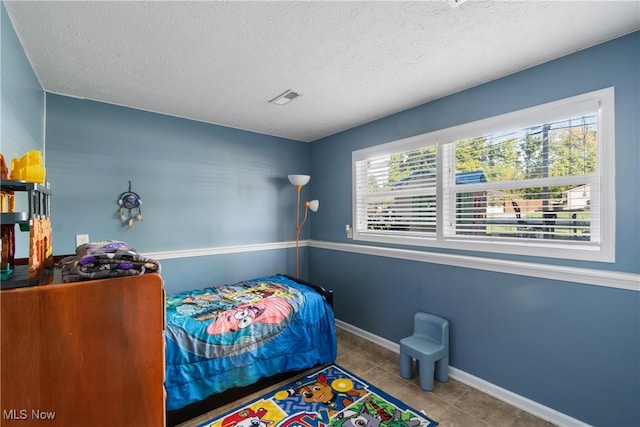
[197,364,438,427]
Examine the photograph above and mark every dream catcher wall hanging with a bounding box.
[118,181,144,228]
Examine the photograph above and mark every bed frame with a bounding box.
[165,274,334,427]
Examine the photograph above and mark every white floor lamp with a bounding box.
[288,174,319,278]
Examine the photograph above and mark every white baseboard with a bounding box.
[335,319,591,427]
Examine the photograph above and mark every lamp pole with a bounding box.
[294,184,303,277]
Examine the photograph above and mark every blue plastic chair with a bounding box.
[399,312,449,391]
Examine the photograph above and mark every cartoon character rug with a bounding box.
[197,364,437,427]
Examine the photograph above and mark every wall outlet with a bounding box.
[345,224,353,239]
[75,234,90,247]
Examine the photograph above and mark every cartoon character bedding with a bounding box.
[164,275,337,411]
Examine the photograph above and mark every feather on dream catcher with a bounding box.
[118,181,144,228]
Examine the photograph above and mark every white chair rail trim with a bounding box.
[141,239,638,292]
[143,241,307,260]
[310,240,639,292]
[335,320,592,427]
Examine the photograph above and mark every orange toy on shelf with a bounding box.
[10,150,46,183]
[1,155,15,214]
[0,153,14,213]
[0,154,8,179]
[28,217,53,281]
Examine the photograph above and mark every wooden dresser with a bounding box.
[0,273,165,426]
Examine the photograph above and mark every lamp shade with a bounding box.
[307,200,319,212]
[288,174,310,186]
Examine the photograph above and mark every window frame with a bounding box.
[352,87,615,262]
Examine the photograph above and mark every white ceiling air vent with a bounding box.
[448,0,469,8]
[269,89,301,106]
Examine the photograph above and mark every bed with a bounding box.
[164,274,336,424]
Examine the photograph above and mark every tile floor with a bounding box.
[178,327,556,427]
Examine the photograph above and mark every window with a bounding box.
[353,88,615,262]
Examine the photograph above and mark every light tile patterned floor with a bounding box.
[178,327,556,427]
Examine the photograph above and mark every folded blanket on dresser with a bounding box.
[59,240,160,282]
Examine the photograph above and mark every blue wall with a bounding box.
[1,2,44,160]
[309,32,640,426]
[1,2,45,257]
[44,95,312,293]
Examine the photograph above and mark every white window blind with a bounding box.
[352,87,615,262]
[355,146,437,237]
[447,115,599,242]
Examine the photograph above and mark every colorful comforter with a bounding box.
[164,275,337,411]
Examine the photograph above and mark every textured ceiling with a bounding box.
[4,1,639,142]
